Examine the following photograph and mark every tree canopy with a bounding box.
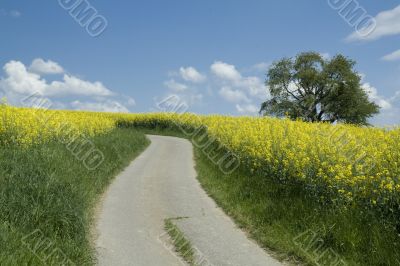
[260,52,380,125]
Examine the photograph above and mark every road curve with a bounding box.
[96,135,282,266]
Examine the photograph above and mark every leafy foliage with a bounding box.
[260,52,380,125]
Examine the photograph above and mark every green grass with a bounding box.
[164,217,196,265]
[3,122,397,265]
[136,127,400,266]
[193,145,400,266]
[0,128,149,265]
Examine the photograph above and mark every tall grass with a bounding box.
[0,128,149,265]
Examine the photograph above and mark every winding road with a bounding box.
[96,135,282,266]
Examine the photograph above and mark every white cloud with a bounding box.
[211,61,267,100]
[392,91,400,101]
[382,49,400,61]
[126,97,136,106]
[162,67,205,109]
[10,10,21,18]
[0,60,47,95]
[0,59,139,115]
[175,92,203,106]
[189,93,203,104]
[0,9,21,18]
[211,61,242,81]
[347,5,400,42]
[355,75,399,125]
[219,86,250,103]
[236,104,259,115]
[71,100,129,113]
[164,79,188,92]
[210,61,268,115]
[156,92,203,111]
[0,60,113,98]
[240,76,267,100]
[154,94,189,113]
[362,83,392,110]
[29,58,64,74]
[251,62,270,72]
[47,75,112,97]
[162,61,269,116]
[179,67,206,83]
[370,90,400,126]
[321,53,331,60]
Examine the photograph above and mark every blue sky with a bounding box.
[0,0,399,126]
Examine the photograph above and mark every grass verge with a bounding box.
[164,218,195,265]
[0,128,149,265]
[193,142,400,266]
[136,127,400,266]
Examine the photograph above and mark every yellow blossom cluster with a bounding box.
[1,105,399,207]
[0,105,115,146]
[115,113,400,205]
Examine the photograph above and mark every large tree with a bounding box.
[260,52,380,125]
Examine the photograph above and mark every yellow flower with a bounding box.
[2,105,399,207]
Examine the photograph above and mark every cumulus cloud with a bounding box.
[392,91,400,101]
[29,58,64,74]
[219,87,250,103]
[126,96,136,106]
[162,67,205,110]
[164,79,188,92]
[211,61,242,81]
[0,9,21,18]
[362,83,392,110]
[47,75,113,97]
[210,61,268,114]
[359,80,400,126]
[190,93,203,103]
[0,60,112,98]
[179,67,206,83]
[211,61,269,116]
[382,49,400,61]
[321,53,331,60]
[164,91,203,107]
[161,61,268,115]
[0,59,134,114]
[370,91,400,126]
[0,61,47,95]
[240,76,267,100]
[71,100,129,113]
[235,104,259,115]
[156,92,203,112]
[211,61,267,100]
[251,62,270,72]
[347,4,400,42]
[10,10,21,18]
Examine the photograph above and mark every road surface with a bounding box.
[96,135,282,266]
